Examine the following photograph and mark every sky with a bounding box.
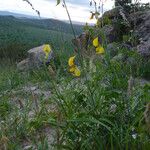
[0,0,149,23]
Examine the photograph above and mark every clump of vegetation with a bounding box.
[0,0,150,149]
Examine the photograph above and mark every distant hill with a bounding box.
[0,11,83,34]
[0,15,83,60]
[0,11,85,25]
[0,11,39,19]
[19,17,83,34]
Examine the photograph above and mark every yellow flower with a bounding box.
[93,37,105,54]
[69,66,76,73]
[68,56,76,67]
[43,44,51,54]
[69,66,81,77]
[74,67,81,77]
[93,37,99,47]
[96,46,105,54]
[68,56,81,77]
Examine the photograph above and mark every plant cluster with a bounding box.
[0,0,150,149]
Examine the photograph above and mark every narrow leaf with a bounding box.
[56,0,61,5]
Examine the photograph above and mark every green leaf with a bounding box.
[56,0,61,5]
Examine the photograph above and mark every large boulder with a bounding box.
[98,6,130,42]
[100,25,117,43]
[129,10,150,58]
[102,6,128,21]
[129,10,150,41]
[17,45,53,71]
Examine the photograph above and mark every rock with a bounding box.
[111,53,126,62]
[30,86,38,91]
[106,43,118,57]
[100,9,150,58]
[137,40,150,58]
[120,43,133,50]
[129,10,150,58]
[17,45,53,71]
[17,58,29,71]
[28,45,53,68]
[134,78,150,87]
[102,6,128,21]
[96,6,130,44]
[130,10,150,41]
[126,57,137,65]
[101,25,117,43]
[108,42,133,61]
[23,145,33,150]
[23,85,51,100]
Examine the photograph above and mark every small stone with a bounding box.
[23,145,33,150]
[30,86,37,91]
[109,104,117,113]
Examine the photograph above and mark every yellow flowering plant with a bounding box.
[68,56,81,77]
[93,37,105,54]
[93,37,99,47]
[68,56,76,67]
[43,44,51,59]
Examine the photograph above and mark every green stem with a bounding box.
[63,0,83,61]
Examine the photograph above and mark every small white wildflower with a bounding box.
[109,104,117,113]
[132,133,137,139]
[131,128,138,139]
[0,121,4,124]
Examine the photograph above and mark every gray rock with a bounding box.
[101,25,117,43]
[98,6,130,43]
[111,53,126,62]
[106,43,118,57]
[17,58,29,71]
[129,10,150,58]
[137,40,150,58]
[102,6,128,21]
[28,45,53,68]
[23,85,51,100]
[134,78,150,87]
[130,10,150,42]
[23,145,33,150]
[17,45,53,71]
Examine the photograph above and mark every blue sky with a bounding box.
[0,0,149,23]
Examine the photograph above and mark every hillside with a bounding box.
[0,15,83,60]
[0,11,39,19]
